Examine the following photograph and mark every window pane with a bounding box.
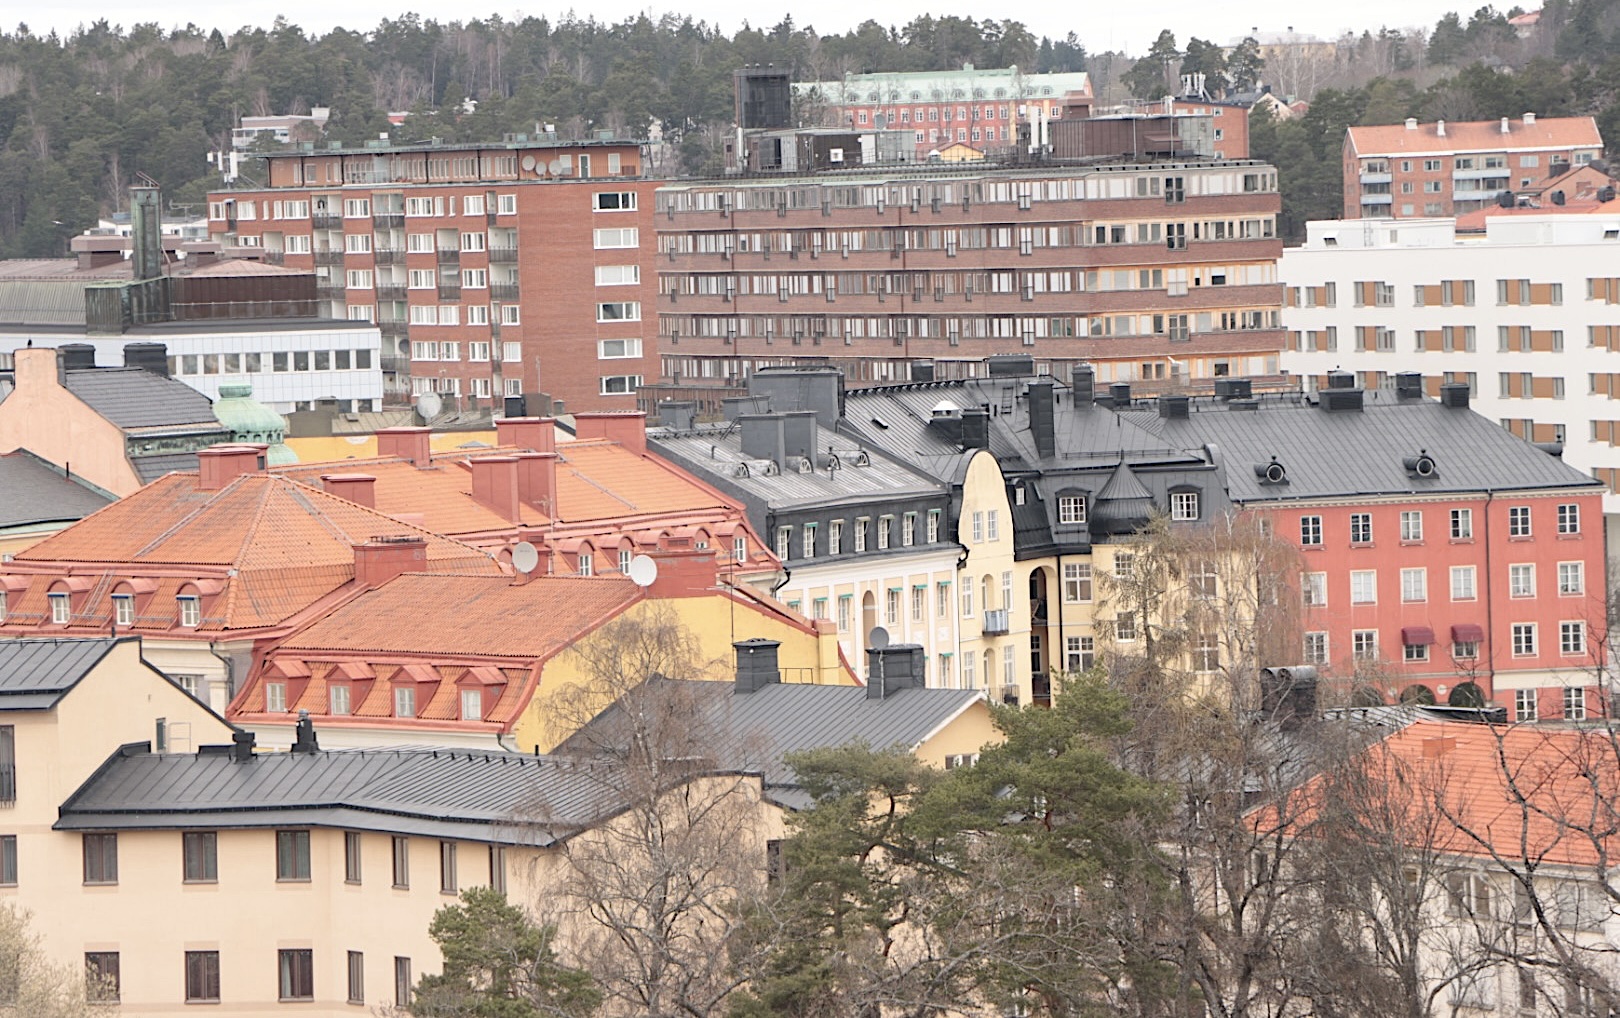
[183,831,218,882]
[279,949,314,1000]
[186,951,220,1002]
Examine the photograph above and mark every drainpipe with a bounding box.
[1483,491,1495,703]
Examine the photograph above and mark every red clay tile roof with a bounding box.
[1348,116,1602,157]
[5,474,498,631]
[274,457,530,533]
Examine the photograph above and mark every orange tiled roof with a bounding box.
[276,573,641,657]
[274,457,538,533]
[1453,198,1612,232]
[1348,116,1601,156]
[6,474,498,631]
[554,439,734,523]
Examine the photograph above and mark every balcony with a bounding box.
[376,284,407,301]
[314,249,345,266]
[379,322,409,341]
[312,213,343,230]
[374,248,404,265]
[1358,172,1393,185]
[436,248,460,264]
[490,282,520,301]
[488,246,519,263]
[372,213,405,229]
[380,354,409,373]
[1359,193,1393,206]
[981,609,1009,636]
[261,250,285,266]
[315,284,345,301]
[438,284,462,300]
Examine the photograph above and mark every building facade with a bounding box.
[1343,114,1604,219]
[652,160,1285,399]
[1280,213,1620,511]
[207,136,660,414]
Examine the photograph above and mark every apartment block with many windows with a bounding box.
[207,137,659,413]
[1343,114,1603,219]
[652,160,1284,398]
[1281,212,1620,512]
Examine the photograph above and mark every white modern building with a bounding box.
[1280,212,1620,513]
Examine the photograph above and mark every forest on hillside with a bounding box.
[0,0,1618,256]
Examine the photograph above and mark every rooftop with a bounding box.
[796,65,1090,101]
[61,366,219,432]
[1347,115,1602,156]
[0,450,115,531]
[0,637,120,710]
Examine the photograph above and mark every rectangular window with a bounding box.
[394,686,416,718]
[85,951,119,1003]
[1057,496,1086,525]
[1400,568,1427,603]
[902,513,916,546]
[1561,621,1586,655]
[440,841,458,894]
[1063,563,1093,602]
[1515,689,1537,722]
[595,264,640,285]
[1304,632,1328,664]
[1510,563,1535,598]
[877,516,892,550]
[394,957,412,1007]
[1349,512,1371,544]
[1511,623,1537,657]
[460,689,482,721]
[1564,687,1587,720]
[1301,572,1327,607]
[1557,503,1580,534]
[276,830,311,881]
[0,726,12,803]
[1451,565,1476,600]
[802,524,817,559]
[1352,630,1378,660]
[1559,561,1585,595]
[1300,515,1322,546]
[330,684,351,715]
[1508,505,1532,537]
[112,594,134,626]
[266,682,287,712]
[1399,511,1423,542]
[392,836,410,888]
[986,510,1000,541]
[837,594,852,633]
[343,831,363,883]
[185,951,220,1003]
[50,593,70,624]
[279,949,314,1001]
[927,510,940,543]
[1170,491,1199,521]
[83,833,117,884]
[347,951,365,1004]
[489,845,506,894]
[971,511,984,543]
[828,520,843,556]
[854,519,868,553]
[593,227,639,249]
[0,835,15,885]
[1450,508,1473,539]
[1351,570,1377,604]
[775,526,791,560]
[599,374,642,395]
[183,831,218,883]
[911,587,924,622]
[177,596,200,627]
[936,583,950,619]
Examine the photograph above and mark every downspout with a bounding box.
[1483,491,1495,701]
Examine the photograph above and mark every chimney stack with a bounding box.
[1071,363,1095,405]
[469,456,522,522]
[495,416,556,453]
[1501,117,1511,134]
[1523,111,1536,125]
[1436,119,1446,137]
[573,411,648,455]
[353,536,428,588]
[58,344,97,370]
[1109,382,1131,406]
[1259,666,1318,729]
[376,426,433,467]
[1404,117,1418,131]
[122,342,170,378]
[733,638,781,693]
[1325,369,1356,390]
[1440,382,1472,409]
[290,709,320,754]
[865,644,926,698]
[1158,394,1190,419]
[321,473,377,508]
[513,452,558,514]
[196,444,266,490]
[960,407,990,450]
[1027,379,1056,458]
[231,730,256,763]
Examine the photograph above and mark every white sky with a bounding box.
[26,1,1461,56]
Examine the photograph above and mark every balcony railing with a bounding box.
[372,213,405,229]
[981,609,1009,636]
[437,284,462,300]
[315,284,346,301]
[312,212,343,230]
[376,285,407,301]
[314,250,345,266]
[490,282,520,301]
[488,246,519,263]
[436,248,461,264]
[380,354,409,373]
[374,248,404,265]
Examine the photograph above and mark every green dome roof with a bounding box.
[213,383,298,464]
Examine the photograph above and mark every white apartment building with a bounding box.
[1280,213,1620,514]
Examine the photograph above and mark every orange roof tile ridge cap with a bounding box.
[274,474,490,557]
[564,466,640,513]
[132,474,258,561]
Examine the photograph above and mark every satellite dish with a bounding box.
[869,626,890,649]
[511,541,540,575]
[520,154,537,172]
[548,158,566,176]
[627,554,658,588]
[415,391,443,421]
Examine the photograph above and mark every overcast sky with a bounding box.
[25,0,1461,55]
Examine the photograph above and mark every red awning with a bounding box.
[1451,623,1485,644]
[1401,626,1435,646]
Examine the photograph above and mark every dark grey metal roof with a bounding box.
[62,367,219,430]
[561,678,985,808]
[55,744,655,846]
[0,451,114,529]
[1128,390,1603,502]
[0,638,118,710]
[131,452,205,484]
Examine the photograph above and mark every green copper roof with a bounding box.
[212,384,297,464]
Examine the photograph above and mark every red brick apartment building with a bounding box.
[1343,114,1604,220]
[651,160,1284,400]
[208,136,659,413]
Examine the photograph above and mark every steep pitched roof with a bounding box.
[0,637,118,710]
[0,451,114,529]
[54,743,649,846]
[1347,116,1602,157]
[561,677,986,807]
[62,367,220,431]
[10,474,498,631]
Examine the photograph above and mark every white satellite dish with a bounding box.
[627,554,658,588]
[869,626,890,649]
[548,158,566,176]
[415,391,443,421]
[511,541,540,575]
[520,154,537,172]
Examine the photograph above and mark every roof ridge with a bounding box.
[132,475,251,559]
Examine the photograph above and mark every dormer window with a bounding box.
[112,594,134,627]
[460,689,482,721]
[0,591,7,624]
[394,686,416,718]
[265,682,287,712]
[1171,491,1201,521]
[577,551,593,577]
[49,592,71,625]
[1058,495,1087,525]
[329,684,352,716]
[177,595,201,628]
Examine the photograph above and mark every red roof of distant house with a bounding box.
[1348,116,1601,156]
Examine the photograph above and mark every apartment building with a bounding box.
[207,135,660,414]
[1343,114,1604,219]
[794,65,1093,159]
[653,160,1285,398]
[1127,96,1252,159]
[1279,212,1620,512]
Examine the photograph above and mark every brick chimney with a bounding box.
[495,416,556,453]
[11,346,64,391]
[197,444,267,490]
[513,452,558,515]
[353,536,428,588]
[469,456,522,522]
[376,426,432,467]
[573,411,647,455]
[321,473,377,508]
